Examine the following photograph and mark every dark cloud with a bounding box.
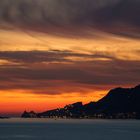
[0,50,139,94]
[0,50,116,64]
[0,0,139,37]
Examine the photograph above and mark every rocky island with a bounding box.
[0,116,9,119]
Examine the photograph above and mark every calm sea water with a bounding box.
[0,118,140,140]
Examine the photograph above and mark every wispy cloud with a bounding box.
[0,0,139,38]
[0,50,139,94]
[0,50,116,64]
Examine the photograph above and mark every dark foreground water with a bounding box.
[0,118,140,140]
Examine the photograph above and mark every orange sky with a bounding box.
[0,90,107,115]
[0,0,140,117]
[0,28,139,116]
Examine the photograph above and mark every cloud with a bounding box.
[0,0,139,38]
[0,50,116,64]
[0,50,139,94]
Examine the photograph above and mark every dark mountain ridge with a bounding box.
[21,85,140,119]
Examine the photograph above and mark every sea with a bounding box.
[0,118,140,140]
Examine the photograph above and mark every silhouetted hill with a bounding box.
[96,85,140,114]
[21,85,140,119]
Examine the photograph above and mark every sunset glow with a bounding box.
[0,0,139,116]
[0,90,108,115]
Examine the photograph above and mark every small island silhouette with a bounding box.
[21,84,140,119]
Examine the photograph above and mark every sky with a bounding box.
[0,0,140,116]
